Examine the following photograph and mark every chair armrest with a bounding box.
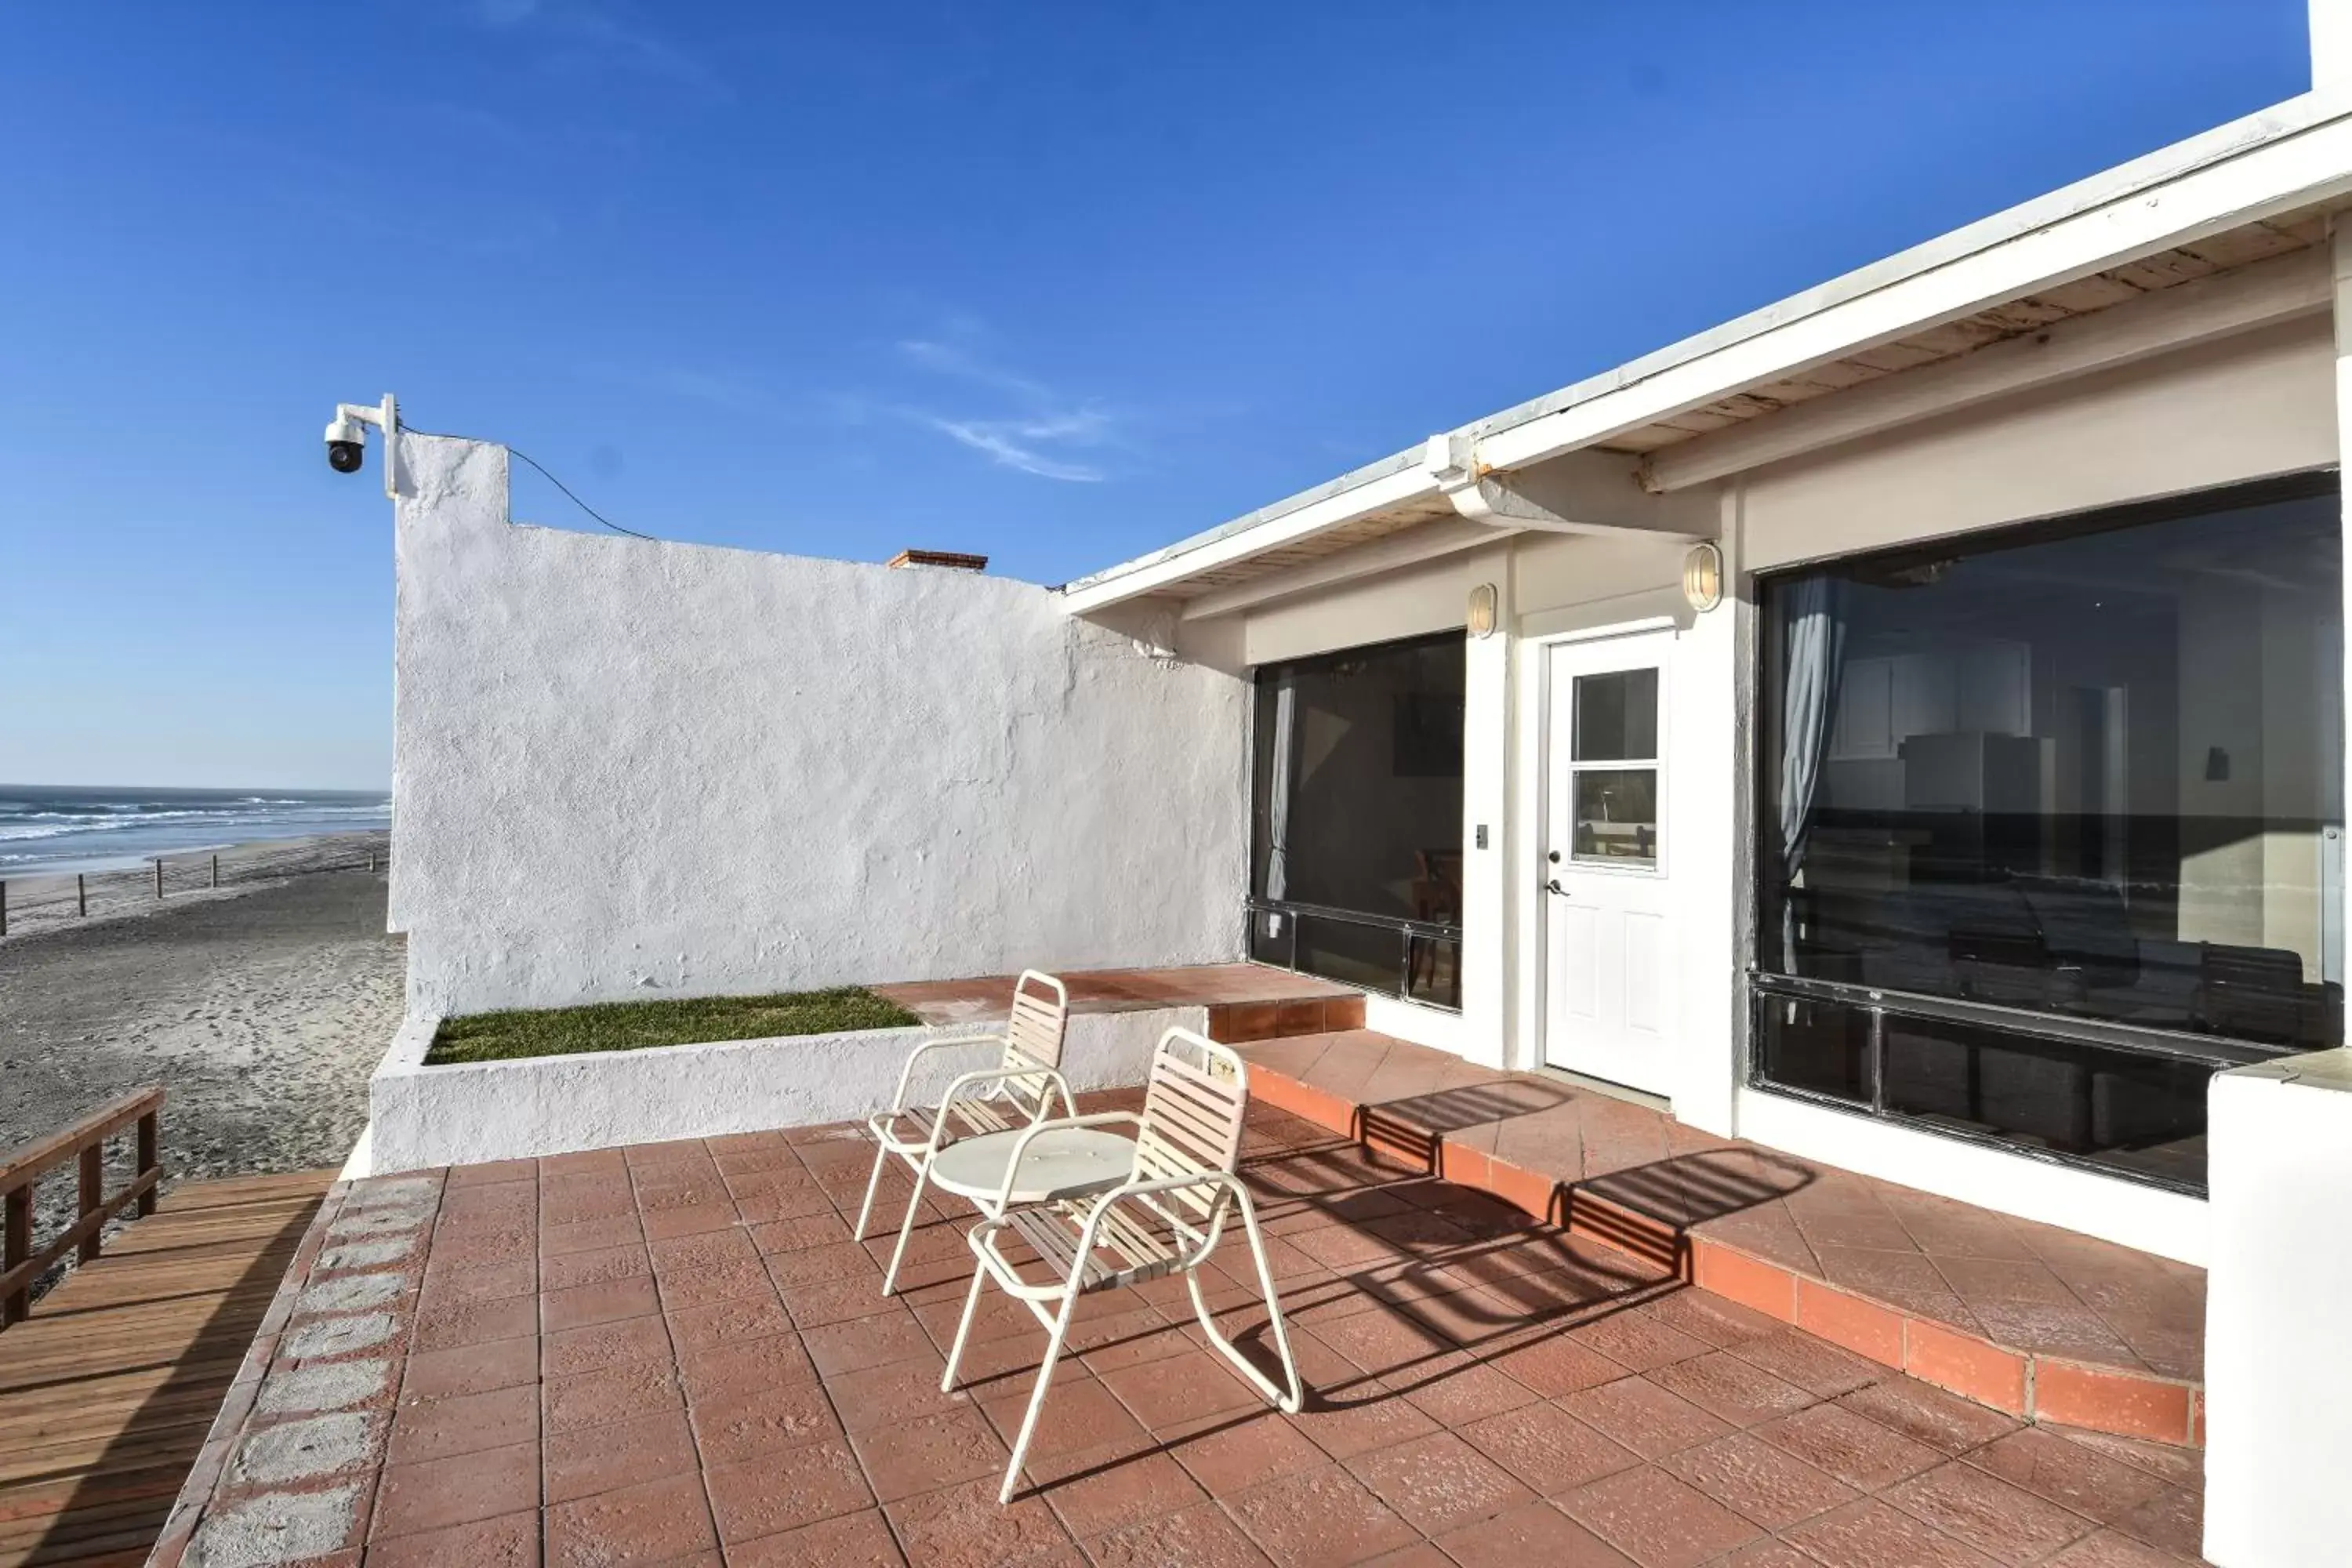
[1064,1169,1243,1279]
[884,1033,1007,1114]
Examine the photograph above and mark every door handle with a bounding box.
[1545,879,1568,897]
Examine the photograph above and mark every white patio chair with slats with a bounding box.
[939,1026,1304,1503]
[855,970,1073,1296]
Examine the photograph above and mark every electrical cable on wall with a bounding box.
[398,421,658,542]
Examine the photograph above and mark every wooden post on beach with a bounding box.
[153,859,163,899]
[77,875,85,917]
[211,855,220,888]
[1,880,7,937]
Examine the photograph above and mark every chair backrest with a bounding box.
[1002,970,1070,1073]
[1130,1028,1250,1220]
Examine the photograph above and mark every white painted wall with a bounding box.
[390,434,1248,1016]
[2202,1049,2352,1565]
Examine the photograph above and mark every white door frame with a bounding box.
[1520,617,1680,1091]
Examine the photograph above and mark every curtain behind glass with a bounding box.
[1778,575,1844,970]
[1265,673,1296,901]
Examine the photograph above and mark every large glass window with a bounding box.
[1249,630,1465,1007]
[1755,474,2343,1191]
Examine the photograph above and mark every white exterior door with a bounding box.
[1541,632,1675,1094]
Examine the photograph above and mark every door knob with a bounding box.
[1545,878,1568,896]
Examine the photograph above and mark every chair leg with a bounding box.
[879,1159,933,1297]
[1189,1196,1304,1414]
[939,1250,993,1393]
[851,1138,893,1241]
[1000,1288,1082,1504]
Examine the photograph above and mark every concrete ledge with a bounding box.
[364,1006,1202,1174]
[1246,1051,2204,1450]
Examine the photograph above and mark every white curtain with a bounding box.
[1778,575,1844,970]
[1265,674,1297,902]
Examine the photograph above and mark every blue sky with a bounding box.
[0,2,2313,789]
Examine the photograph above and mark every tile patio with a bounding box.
[1236,1030,2207,1447]
[154,1092,2204,1566]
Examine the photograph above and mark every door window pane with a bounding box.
[1573,669,1658,761]
[1573,768,1657,865]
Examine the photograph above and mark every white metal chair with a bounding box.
[855,970,1073,1296]
[940,1026,1304,1503]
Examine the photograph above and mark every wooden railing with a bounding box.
[1,1087,163,1327]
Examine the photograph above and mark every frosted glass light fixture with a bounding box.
[1467,583,1499,638]
[1682,542,1725,612]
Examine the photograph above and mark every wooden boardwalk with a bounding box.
[0,1169,336,1568]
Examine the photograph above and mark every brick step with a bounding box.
[1243,1056,2203,1450]
[1203,992,1365,1045]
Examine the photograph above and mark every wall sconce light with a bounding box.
[1467,582,1499,638]
[1682,542,1725,613]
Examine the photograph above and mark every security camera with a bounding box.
[325,412,368,474]
[322,395,400,497]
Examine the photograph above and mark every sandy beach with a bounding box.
[0,832,401,1296]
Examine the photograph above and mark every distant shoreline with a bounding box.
[0,829,390,944]
[0,783,390,878]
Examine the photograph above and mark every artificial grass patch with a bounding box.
[425,986,923,1065]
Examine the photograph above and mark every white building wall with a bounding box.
[1199,314,2337,1261]
[390,434,1249,1017]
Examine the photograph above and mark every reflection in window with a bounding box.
[1573,770,1657,865]
[1755,473,2344,1191]
[1250,631,1465,1007]
[1570,668,1660,867]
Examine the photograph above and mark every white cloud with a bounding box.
[891,336,1120,484]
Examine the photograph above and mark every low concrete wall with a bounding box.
[2202,1048,2352,1566]
[365,1007,1200,1174]
[389,434,1249,1018]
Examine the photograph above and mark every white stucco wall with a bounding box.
[390,434,1248,1016]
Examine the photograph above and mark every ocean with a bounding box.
[0,785,393,877]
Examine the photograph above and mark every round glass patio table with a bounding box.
[927,1126,1137,1210]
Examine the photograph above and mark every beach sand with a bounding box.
[0,833,402,1297]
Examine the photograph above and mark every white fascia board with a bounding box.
[1058,460,1439,614]
[1479,99,2352,471]
[1179,517,1512,620]
[1639,243,2333,491]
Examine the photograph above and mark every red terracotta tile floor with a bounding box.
[1237,1030,2207,1448]
[155,1096,2208,1566]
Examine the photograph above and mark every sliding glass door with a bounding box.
[1248,630,1466,1008]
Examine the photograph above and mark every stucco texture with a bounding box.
[390,436,1247,1016]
